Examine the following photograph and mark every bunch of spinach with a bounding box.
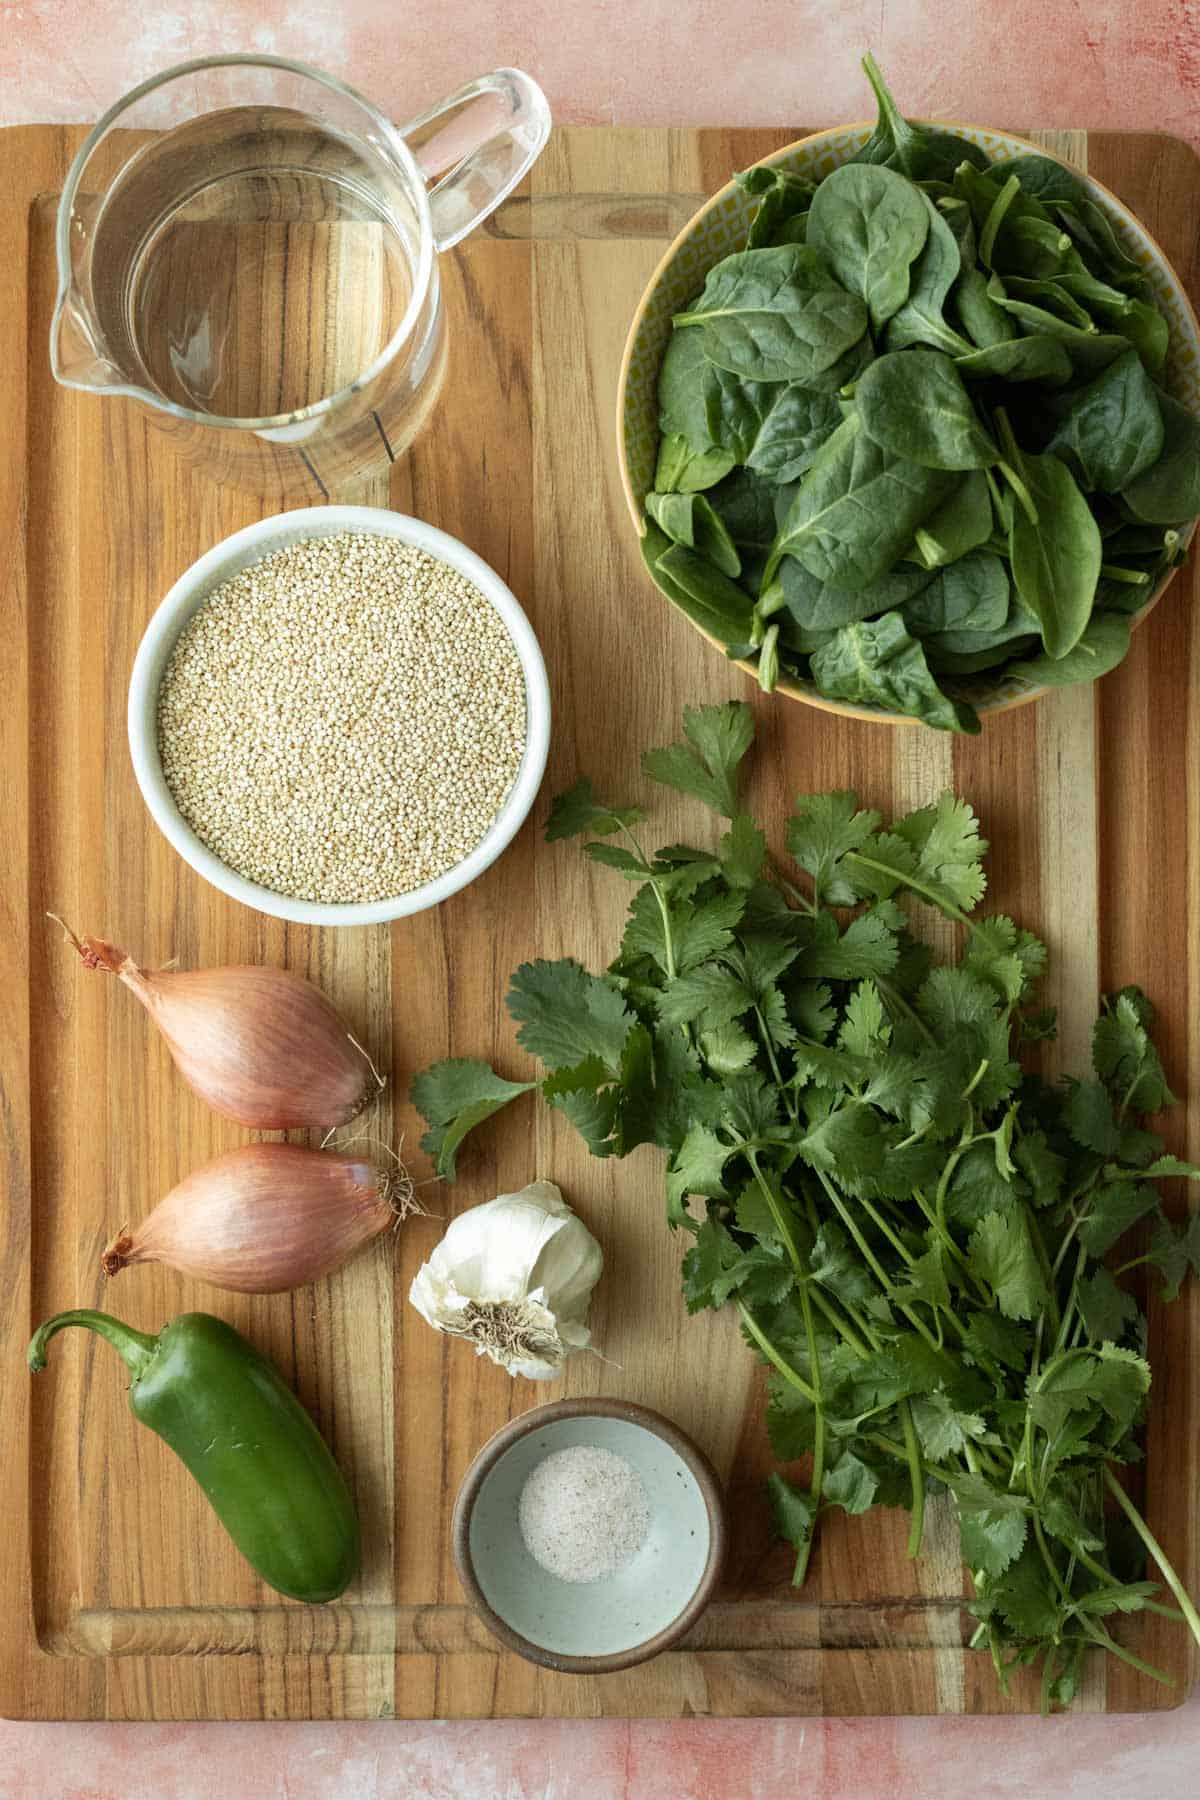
[642,54,1199,730]
[413,700,1200,1709]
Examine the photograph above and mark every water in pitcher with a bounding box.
[93,106,417,421]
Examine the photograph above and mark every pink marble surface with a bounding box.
[2,2,1199,1794]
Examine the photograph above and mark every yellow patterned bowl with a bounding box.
[616,123,1200,726]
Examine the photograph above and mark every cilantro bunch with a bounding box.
[412,700,1200,1709]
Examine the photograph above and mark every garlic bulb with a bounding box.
[409,1180,603,1379]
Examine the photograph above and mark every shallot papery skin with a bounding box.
[102,1143,406,1293]
[53,922,381,1129]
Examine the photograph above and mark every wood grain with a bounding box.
[0,122,1197,1721]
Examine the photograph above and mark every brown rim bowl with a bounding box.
[452,1397,727,1673]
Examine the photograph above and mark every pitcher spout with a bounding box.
[50,283,128,393]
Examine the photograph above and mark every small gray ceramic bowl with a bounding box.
[452,1398,726,1672]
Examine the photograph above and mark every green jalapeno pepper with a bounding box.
[28,1309,359,1603]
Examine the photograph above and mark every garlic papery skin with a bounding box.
[408,1180,603,1379]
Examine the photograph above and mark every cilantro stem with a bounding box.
[875,976,937,1047]
[797,1280,826,1583]
[1075,1616,1174,1686]
[618,820,678,981]
[900,1402,925,1558]
[768,858,818,915]
[808,1284,875,1358]
[844,854,973,928]
[1051,1242,1089,1356]
[1102,1467,1200,1651]
[746,1150,804,1278]
[754,1010,799,1125]
[737,1302,816,1402]
[818,1173,946,1357]
[1072,1545,1188,1621]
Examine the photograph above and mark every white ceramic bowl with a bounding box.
[452,1398,727,1673]
[128,506,551,926]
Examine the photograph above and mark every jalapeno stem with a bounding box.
[28,1309,158,1378]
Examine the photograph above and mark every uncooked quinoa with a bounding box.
[517,1445,651,1583]
[157,532,527,904]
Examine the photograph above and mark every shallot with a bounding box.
[102,1142,417,1294]
[50,918,383,1129]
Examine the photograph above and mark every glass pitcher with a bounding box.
[51,55,550,496]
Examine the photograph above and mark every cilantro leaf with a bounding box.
[1076,1180,1159,1256]
[1093,987,1175,1114]
[839,980,891,1057]
[507,959,634,1072]
[542,1058,619,1156]
[766,1473,816,1565]
[892,793,989,914]
[968,1209,1048,1320]
[721,813,767,887]
[961,1313,1032,1374]
[912,1391,988,1460]
[657,965,754,1032]
[545,778,645,840]
[671,890,747,972]
[1076,1266,1139,1344]
[700,1019,758,1075]
[786,792,882,906]
[665,1123,733,1230]
[823,1452,879,1515]
[1062,1080,1121,1156]
[954,1476,1029,1577]
[409,1058,535,1179]
[642,701,755,817]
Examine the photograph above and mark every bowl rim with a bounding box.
[451,1396,728,1673]
[615,119,1200,728]
[127,505,551,926]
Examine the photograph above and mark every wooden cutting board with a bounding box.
[1,122,1197,1722]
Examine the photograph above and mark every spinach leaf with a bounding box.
[885,190,972,356]
[954,266,1018,349]
[928,640,1043,680]
[746,384,845,483]
[903,549,1010,635]
[1000,276,1094,330]
[1002,156,1146,291]
[912,470,994,568]
[640,521,755,647]
[767,411,955,591]
[810,610,981,732]
[858,52,991,183]
[953,164,1063,273]
[982,282,1130,376]
[955,336,1073,386]
[807,163,930,331]
[1055,270,1169,371]
[1121,393,1200,524]
[772,555,936,635]
[857,350,999,470]
[1004,435,1102,658]
[926,596,1041,657]
[707,467,781,555]
[737,166,817,249]
[1007,611,1133,687]
[673,246,869,383]
[658,324,719,451]
[701,367,790,463]
[646,490,743,576]
[994,215,1074,280]
[1043,349,1164,494]
[655,433,736,494]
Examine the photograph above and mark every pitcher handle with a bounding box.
[398,68,551,253]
